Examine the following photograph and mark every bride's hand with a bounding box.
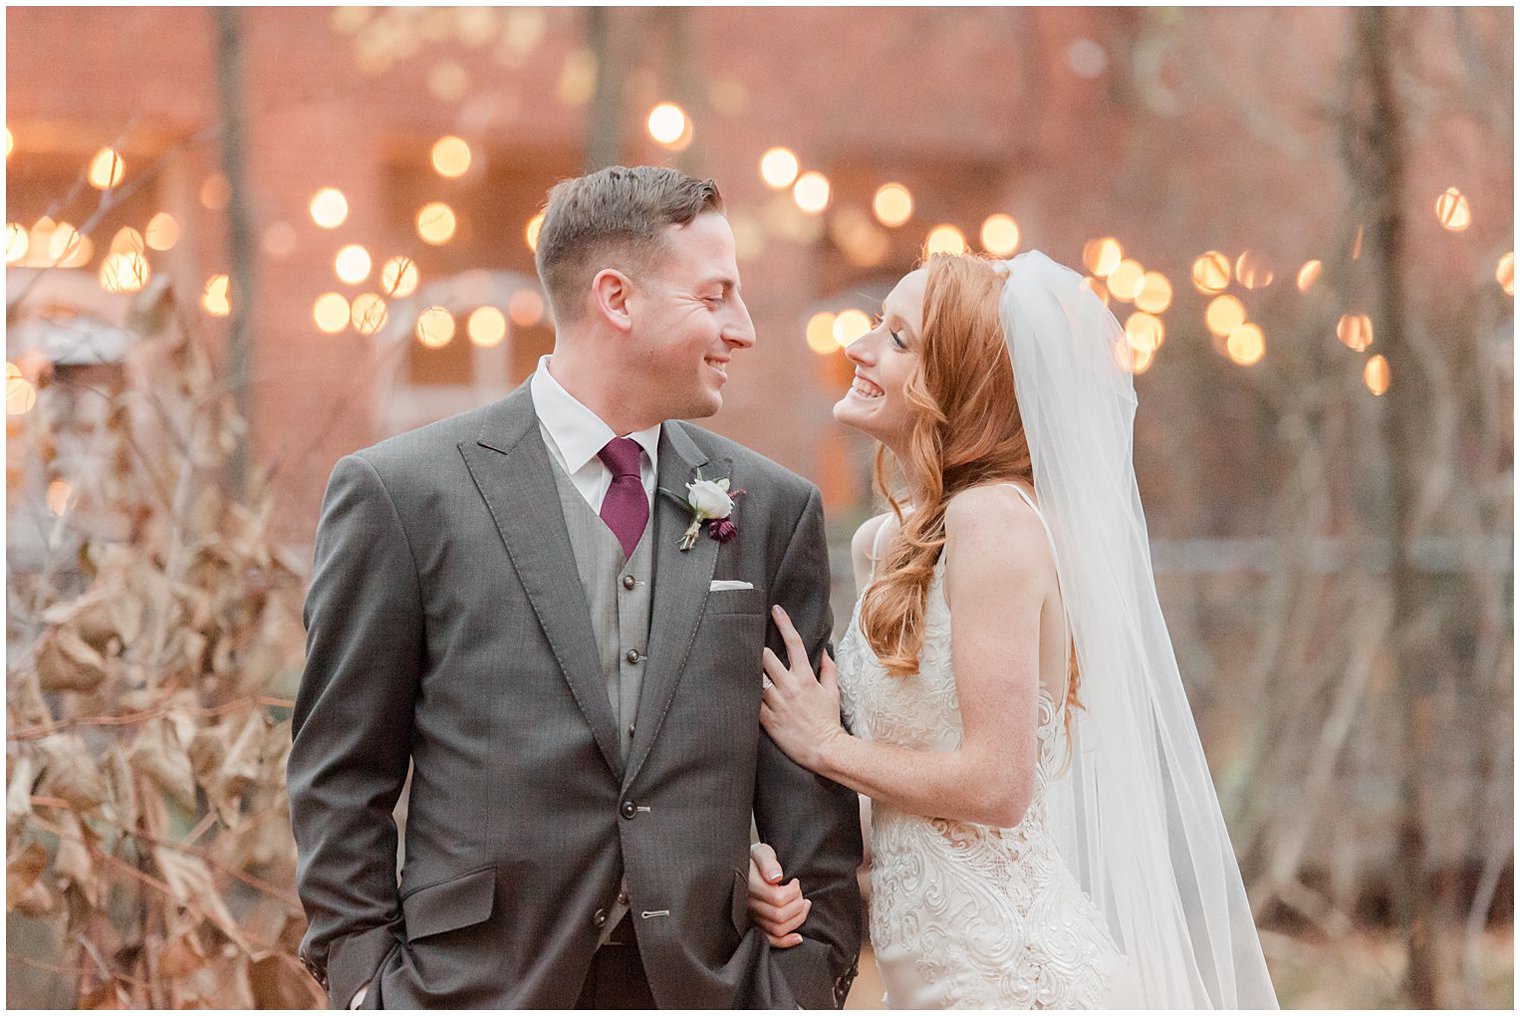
[759,605,846,771]
[746,842,809,948]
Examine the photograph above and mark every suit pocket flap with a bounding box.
[705,587,766,615]
[402,866,496,941]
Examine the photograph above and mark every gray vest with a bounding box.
[548,457,655,941]
[547,459,654,762]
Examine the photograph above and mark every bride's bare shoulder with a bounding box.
[943,485,1053,582]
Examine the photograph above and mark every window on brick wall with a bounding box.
[375,143,574,435]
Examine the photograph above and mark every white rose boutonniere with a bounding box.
[660,472,743,551]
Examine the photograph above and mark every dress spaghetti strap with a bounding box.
[996,483,1074,708]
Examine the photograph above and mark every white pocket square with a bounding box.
[709,580,754,591]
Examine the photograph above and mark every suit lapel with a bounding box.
[458,384,624,778]
[623,423,727,787]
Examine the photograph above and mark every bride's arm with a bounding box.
[761,488,1047,829]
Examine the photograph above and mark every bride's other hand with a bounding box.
[760,605,846,770]
[747,842,809,947]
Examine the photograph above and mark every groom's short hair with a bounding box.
[535,165,724,325]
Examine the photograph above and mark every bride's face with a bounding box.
[833,269,926,448]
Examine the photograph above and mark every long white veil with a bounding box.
[999,251,1278,1007]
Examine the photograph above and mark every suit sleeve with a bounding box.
[753,485,865,1008]
[287,453,422,1007]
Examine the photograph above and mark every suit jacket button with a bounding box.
[625,649,642,664]
[620,800,637,819]
[622,574,636,590]
[593,908,608,928]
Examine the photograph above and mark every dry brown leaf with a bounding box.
[7,836,48,901]
[8,753,36,838]
[129,719,196,811]
[35,626,112,693]
[38,733,108,810]
[151,846,247,950]
[102,744,139,831]
[55,809,103,908]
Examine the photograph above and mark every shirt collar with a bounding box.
[530,355,661,474]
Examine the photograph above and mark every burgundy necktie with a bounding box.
[597,437,649,560]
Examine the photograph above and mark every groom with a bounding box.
[287,165,863,1008]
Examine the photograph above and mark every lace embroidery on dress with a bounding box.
[839,550,1125,1009]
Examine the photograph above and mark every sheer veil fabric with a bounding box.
[998,252,1278,1007]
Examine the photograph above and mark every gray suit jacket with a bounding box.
[287,382,863,1008]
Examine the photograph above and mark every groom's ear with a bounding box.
[591,268,635,334]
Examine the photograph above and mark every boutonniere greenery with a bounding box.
[659,471,743,551]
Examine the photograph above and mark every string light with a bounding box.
[873,183,913,228]
[310,188,349,229]
[525,211,545,252]
[1107,259,1145,301]
[1296,260,1322,292]
[1083,237,1122,277]
[468,306,507,347]
[792,172,831,215]
[1134,271,1173,313]
[805,312,837,354]
[832,309,871,347]
[1337,313,1373,352]
[1434,186,1471,232]
[351,293,388,335]
[925,224,967,256]
[314,293,350,333]
[1225,323,1265,365]
[760,148,800,190]
[1496,252,1514,296]
[416,202,457,245]
[415,306,456,348]
[1192,251,1231,294]
[1124,312,1164,353]
[87,147,124,190]
[145,212,180,252]
[380,256,420,298]
[201,274,230,317]
[1235,250,1275,289]
[1205,294,1247,337]
[5,223,28,264]
[1364,354,1390,395]
[335,244,373,284]
[647,103,691,149]
[980,214,1021,256]
[431,135,472,178]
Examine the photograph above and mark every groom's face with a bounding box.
[624,211,755,422]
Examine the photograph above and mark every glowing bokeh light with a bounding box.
[759,148,800,190]
[335,244,373,284]
[99,251,150,294]
[1134,271,1173,313]
[980,214,1021,257]
[6,223,28,264]
[1235,250,1275,289]
[380,256,420,298]
[310,187,349,229]
[1364,354,1390,395]
[1296,260,1322,292]
[646,103,690,148]
[1205,294,1247,337]
[87,147,125,190]
[350,293,388,335]
[509,289,544,327]
[1337,313,1373,352]
[415,306,456,348]
[1496,252,1514,296]
[1225,323,1265,366]
[468,306,507,348]
[416,202,458,245]
[145,212,180,252]
[1124,311,1164,354]
[110,226,145,255]
[431,135,473,179]
[1083,237,1122,278]
[793,172,831,215]
[201,274,230,317]
[314,293,350,333]
[525,211,545,252]
[832,309,872,348]
[925,224,967,256]
[1107,259,1145,301]
[1191,251,1231,294]
[1434,187,1471,232]
[805,312,838,354]
[873,183,914,228]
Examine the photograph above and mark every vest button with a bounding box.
[626,649,642,664]
[620,800,637,819]
[622,574,636,590]
[617,887,630,906]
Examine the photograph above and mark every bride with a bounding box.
[749,252,1278,1008]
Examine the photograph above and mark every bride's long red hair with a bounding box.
[858,253,1081,721]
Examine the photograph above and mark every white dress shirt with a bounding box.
[529,355,660,514]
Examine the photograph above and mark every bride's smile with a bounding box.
[832,267,926,450]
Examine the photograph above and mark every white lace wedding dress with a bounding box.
[837,490,1142,1009]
